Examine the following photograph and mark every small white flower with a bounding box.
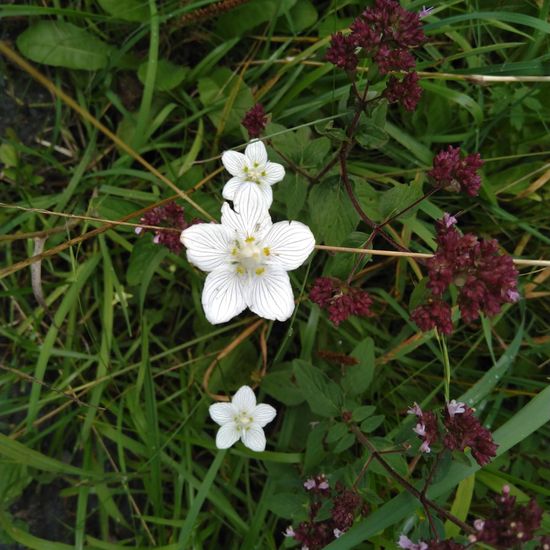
[221,140,285,208]
[284,526,295,538]
[413,422,426,437]
[180,186,315,324]
[333,528,344,538]
[209,385,276,452]
[303,478,316,490]
[407,402,423,416]
[398,535,428,550]
[447,399,466,417]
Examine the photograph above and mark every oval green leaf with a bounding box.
[17,21,112,70]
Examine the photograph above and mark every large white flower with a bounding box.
[180,186,315,324]
[221,140,285,208]
[209,385,277,452]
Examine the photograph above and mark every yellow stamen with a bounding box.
[255,267,265,275]
[245,236,255,243]
[263,247,270,256]
[236,266,245,275]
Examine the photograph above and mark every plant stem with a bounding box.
[268,140,315,183]
[349,424,476,535]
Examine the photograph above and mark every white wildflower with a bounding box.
[221,140,285,208]
[180,186,315,324]
[209,385,276,452]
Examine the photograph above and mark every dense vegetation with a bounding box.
[0,1,549,548]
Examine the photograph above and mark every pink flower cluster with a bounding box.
[285,477,367,550]
[407,400,498,466]
[326,0,426,110]
[241,103,268,139]
[470,486,544,547]
[411,214,519,333]
[309,277,374,326]
[429,146,484,196]
[135,202,191,254]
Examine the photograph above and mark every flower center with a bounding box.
[232,236,270,275]
[243,162,267,184]
[234,411,254,430]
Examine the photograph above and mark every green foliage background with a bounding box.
[0,0,549,548]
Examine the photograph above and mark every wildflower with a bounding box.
[419,6,434,18]
[309,277,374,326]
[180,186,315,324]
[410,299,453,335]
[426,215,519,323]
[221,139,284,208]
[428,146,484,196]
[326,32,358,72]
[283,526,295,538]
[304,474,330,494]
[241,103,268,139]
[398,535,428,550]
[407,402,439,453]
[208,385,276,451]
[399,536,466,549]
[384,72,423,111]
[470,486,543,547]
[331,488,362,531]
[135,201,190,253]
[443,403,497,466]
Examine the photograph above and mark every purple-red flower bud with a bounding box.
[241,103,268,139]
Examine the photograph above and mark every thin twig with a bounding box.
[349,424,475,535]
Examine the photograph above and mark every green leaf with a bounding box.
[278,173,308,219]
[360,415,385,433]
[460,326,523,407]
[293,359,342,418]
[262,366,305,406]
[138,59,189,91]
[326,422,349,443]
[445,474,475,538]
[308,178,359,245]
[333,432,355,453]
[198,67,253,134]
[267,492,308,519]
[342,337,376,396]
[351,405,376,423]
[356,103,389,150]
[408,277,429,311]
[379,180,423,221]
[17,21,112,70]
[0,144,18,168]
[97,0,149,21]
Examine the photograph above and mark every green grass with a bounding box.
[1,0,549,548]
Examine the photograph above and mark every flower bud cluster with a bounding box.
[309,277,374,326]
[241,103,268,139]
[407,400,498,466]
[285,478,367,550]
[429,146,484,197]
[326,0,426,110]
[470,485,544,547]
[135,202,192,254]
[411,214,519,334]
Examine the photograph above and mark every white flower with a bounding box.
[447,399,466,417]
[209,385,277,452]
[221,140,285,208]
[180,186,315,324]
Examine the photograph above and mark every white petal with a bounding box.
[222,176,245,201]
[262,221,315,271]
[209,402,236,426]
[241,424,267,452]
[262,162,285,185]
[221,185,272,239]
[231,385,256,412]
[222,150,247,177]
[244,140,268,166]
[233,180,273,209]
[247,267,295,322]
[215,422,240,449]
[181,223,234,273]
[253,404,277,428]
[202,267,247,324]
